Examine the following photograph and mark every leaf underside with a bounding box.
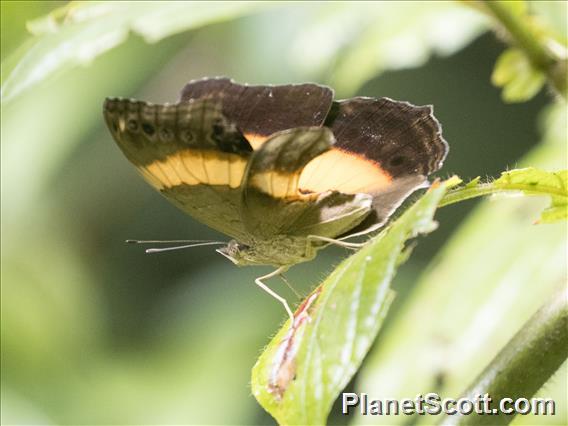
[251,180,454,425]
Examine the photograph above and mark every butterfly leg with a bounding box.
[307,235,366,250]
[255,266,295,325]
[337,222,384,241]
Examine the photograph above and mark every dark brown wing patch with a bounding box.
[325,97,447,179]
[179,77,334,149]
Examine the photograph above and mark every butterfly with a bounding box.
[103,77,448,322]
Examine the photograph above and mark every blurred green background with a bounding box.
[1,1,566,425]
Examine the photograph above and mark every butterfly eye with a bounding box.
[390,156,405,167]
[127,119,138,132]
[142,123,155,136]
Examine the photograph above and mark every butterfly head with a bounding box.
[216,240,250,265]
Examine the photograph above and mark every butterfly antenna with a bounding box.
[144,241,227,253]
[126,239,222,244]
[125,239,227,253]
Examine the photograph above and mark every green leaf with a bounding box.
[497,0,528,16]
[441,287,568,425]
[491,48,546,102]
[1,1,269,103]
[251,179,456,425]
[439,167,568,223]
[480,0,567,101]
[288,2,489,96]
[353,102,567,426]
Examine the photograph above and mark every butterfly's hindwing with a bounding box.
[242,127,373,239]
[285,191,373,238]
[298,97,448,231]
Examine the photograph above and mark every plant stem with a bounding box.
[482,0,567,99]
[441,287,568,425]
[438,182,564,208]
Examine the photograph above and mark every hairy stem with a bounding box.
[441,287,568,425]
[438,182,563,208]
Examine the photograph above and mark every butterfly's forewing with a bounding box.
[298,97,448,230]
[103,97,254,241]
[242,127,373,239]
[179,78,334,149]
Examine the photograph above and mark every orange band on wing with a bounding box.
[298,148,392,195]
[142,149,248,190]
[248,170,320,200]
[244,133,270,150]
